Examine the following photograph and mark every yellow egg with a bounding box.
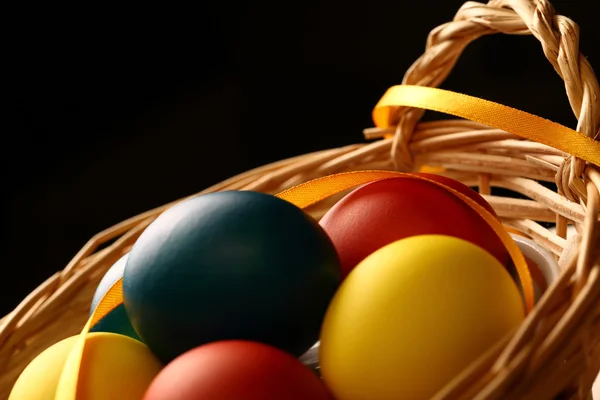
[320,235,525,400]
[9,334,76,400]
[10,332,163,400]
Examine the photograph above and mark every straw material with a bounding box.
[1,0,599,399]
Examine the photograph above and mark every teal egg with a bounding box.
[89,305,141,341]
[90,253,140,341]
[123,191,342,363]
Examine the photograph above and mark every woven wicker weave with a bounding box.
[1,0,599,399]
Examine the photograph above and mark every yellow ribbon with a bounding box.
[55,280,124,397]
[54,84,600,398]
[373,85,600,167]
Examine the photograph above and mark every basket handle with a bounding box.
[385,0,600,200]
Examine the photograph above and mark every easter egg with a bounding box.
[416,173,498,217]
[90,306,141,341]
[320,235,525,400]
[123,191,341,362]
[143,340,333,400]
[9,335,76,400]
[89,253,140,341]
[10,332,163,400]
[319,176,508,277]
[90,253,130,312]
[508,233,560,303]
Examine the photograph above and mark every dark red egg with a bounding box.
[319,175,507,278]
[416,173,498,217]
[143,340,333,400]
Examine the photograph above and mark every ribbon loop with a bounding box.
[373,85,600,167]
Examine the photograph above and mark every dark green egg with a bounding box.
[89,305,141,341]
[123,191,341,363]
[90,253,141,341]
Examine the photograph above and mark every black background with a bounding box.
[7,0,599,315]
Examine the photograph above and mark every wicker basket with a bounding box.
[2,0,599,399]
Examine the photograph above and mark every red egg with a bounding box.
[416,173,499,218]
[143,340,333,400]
[319,175,508,278]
